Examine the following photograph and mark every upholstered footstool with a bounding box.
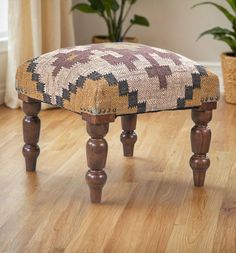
[16,43,220,203]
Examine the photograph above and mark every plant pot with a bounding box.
[221,52,236,104]
[92,35,138,44]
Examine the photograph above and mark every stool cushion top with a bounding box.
[16,42,220,115]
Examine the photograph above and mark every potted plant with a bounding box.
[72,0,150,43]
[193,0,236,104]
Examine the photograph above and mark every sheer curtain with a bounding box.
[5,0,75,108]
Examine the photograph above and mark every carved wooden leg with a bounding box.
[120,114,137,157]
[85,122,109,203]
[190,105,213,187]
[22,100,41,172]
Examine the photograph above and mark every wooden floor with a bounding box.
[0,99,235,253]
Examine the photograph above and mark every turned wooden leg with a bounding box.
[22,100,41,172]
[85,122,109,203]
[120,114,137,157]
[190,105,214,187]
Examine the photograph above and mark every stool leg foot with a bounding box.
[120,115,137,157]
[192,170,206,187]
[190,107,213,187]
[22,101,41,172]
[86,122,109,203]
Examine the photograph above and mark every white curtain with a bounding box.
[5,0,75,108]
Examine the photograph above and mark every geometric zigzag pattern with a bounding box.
[16,42,220,115]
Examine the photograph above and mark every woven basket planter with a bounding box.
[221,53,236,104]
[92,35,138,44]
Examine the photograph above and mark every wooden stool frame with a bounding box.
[19,93,217,203]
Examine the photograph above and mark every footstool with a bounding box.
[16,43,220,203]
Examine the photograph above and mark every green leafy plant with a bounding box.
[193,0,236,56]
[72,0,150,42]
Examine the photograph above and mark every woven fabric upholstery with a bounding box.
[16,42,220,115]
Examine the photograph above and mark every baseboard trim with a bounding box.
[200,61,221,75]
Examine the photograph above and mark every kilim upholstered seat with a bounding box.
[16,42,220,203]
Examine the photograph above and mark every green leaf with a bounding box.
[215,35,236,52]
[111,0,119,11]
[226,0,236,12]
[130,14,150,26]
[71,3,97,13]
[192,2,235,23]
[88,0,105,12]
[101,0,119,11]
[233,17,236,32]
[198,27,236,40]
[198,27,236,53]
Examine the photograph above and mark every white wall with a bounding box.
[72,0,229,62]
[0,0,8,38]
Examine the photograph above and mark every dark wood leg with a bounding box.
[22,100,41,172]
[85,122,109,203]
[120,114,137,157]
[190,104,214,187]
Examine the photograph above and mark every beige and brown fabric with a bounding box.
[16,43,220,115]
